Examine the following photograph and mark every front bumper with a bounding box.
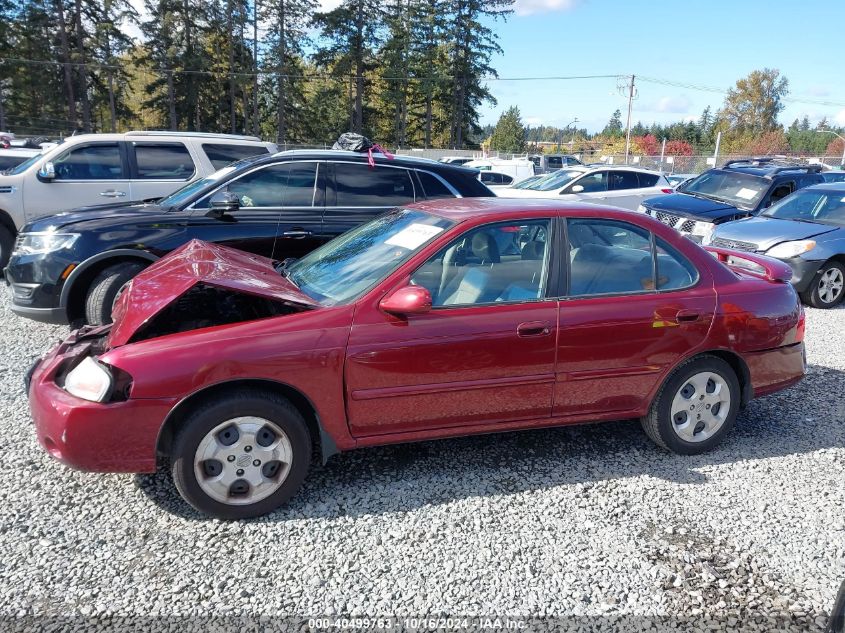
[780,257,826,294]
[28,331,177,473]
[4,252,73,323]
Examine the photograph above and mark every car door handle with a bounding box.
[675,310,700,323]
[517,321,551,337]
[99,190,126,198]
[282,229,313,238]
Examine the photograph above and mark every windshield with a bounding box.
[524,169,583,192]
[679,170,768,209]
[288,209,454,305]
[761,189,845,226]
[4,153,42,175]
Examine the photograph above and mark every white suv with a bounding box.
[0,131,276,265]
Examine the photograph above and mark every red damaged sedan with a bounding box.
[28,199,806,518]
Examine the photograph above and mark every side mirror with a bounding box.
[38,161,56,181]
[569,184,584,193]
[209,190,240,214]
[379,285,432,316]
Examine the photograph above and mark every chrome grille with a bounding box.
[710,237,758,252]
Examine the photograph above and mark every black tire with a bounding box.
[641,355,740,455]
[803,260,845,309]
[829,579,845,633]
[0,224,14,270]
[84,261,146,325]
[171,390,312,519]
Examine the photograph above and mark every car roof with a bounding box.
[408,196,648,222]
[805,182,845,193]
[267,149,481,174]
[51,131,267,143]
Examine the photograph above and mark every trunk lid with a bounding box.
[108,239,318,348]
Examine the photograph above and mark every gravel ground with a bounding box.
[0,291,843,632]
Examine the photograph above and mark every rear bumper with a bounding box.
[746,341,806,399]
[28,339,176,473]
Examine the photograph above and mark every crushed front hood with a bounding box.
[108,239,317,348]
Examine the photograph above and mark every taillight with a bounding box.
[796,305,806,343]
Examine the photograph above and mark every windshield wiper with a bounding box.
[275,257,299,285]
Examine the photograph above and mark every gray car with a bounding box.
[706,183,845,308]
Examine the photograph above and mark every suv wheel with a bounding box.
[0,225,14,269]
[170,390,312,519]
[804,261,845,309]
[84,261,146,325]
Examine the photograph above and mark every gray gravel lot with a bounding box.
[0,290,843,632]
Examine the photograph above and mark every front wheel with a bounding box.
[171,390,312,519]
[641,355,740,455]
[0,224,14,270]
[803,261,845,309]
[84,261,146,325]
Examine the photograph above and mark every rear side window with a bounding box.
[133,143,195,180]
[655,238,698,290]
[638,173,660,187]
[53,143,123,180]
[547,156,563,169]
[609,171,640,190]
[567,219,698,296]
[416,171,455,200]
[334,163,415,206]
[202,143,271,170]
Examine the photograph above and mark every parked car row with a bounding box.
[635,158,845,308]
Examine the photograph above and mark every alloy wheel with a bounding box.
[817,267,844,305]
[193,416,293,505]
[669,371,731,443]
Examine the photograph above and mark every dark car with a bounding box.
[27,199,805,518]
[5,150,491,326]
[708,183,845,308]
[637,158,825,242]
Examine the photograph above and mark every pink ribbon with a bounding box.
[367,143,395,167]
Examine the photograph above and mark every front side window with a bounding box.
[53,143,123,180]
[571,171,607,193]
[410,220,551,307]
[288,209,453,305]
[334,163,415,206]
[202,143,271,170]
[568,219,697,295]
[547,156,563,169]
[133,143,195,180]
[199,162,317,208]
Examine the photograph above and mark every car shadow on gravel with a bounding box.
[135,363,845,521]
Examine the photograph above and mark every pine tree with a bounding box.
[488,105,525,153]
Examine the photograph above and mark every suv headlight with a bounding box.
[766,240,816,259]
[15,232,79,255]
[63,357,113,402]
[636,204,647,213]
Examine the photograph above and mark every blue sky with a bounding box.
[480,0,845,132]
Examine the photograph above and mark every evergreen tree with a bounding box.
[602,109,623,136]
[488,105,525,153]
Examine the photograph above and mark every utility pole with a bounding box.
[623,74,635,165]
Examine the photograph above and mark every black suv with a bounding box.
[5,150,491,325]
[637,158,825,242]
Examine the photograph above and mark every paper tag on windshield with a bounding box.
[385,224,444,249]
[735,187,758,200]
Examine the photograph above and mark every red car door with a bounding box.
[554,218,716,418]
[345,219,559,436]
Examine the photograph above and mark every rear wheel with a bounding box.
[84,261,145,325]
[804,260,845,309]
[641,355,740,455]
[171,390,312,519]
[0,224,15,270]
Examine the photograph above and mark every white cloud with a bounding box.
[514,0,580,17]
[806,85,831,98]
[835,109,845,126]
[654,95,692,114]
[524,116,544,126]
